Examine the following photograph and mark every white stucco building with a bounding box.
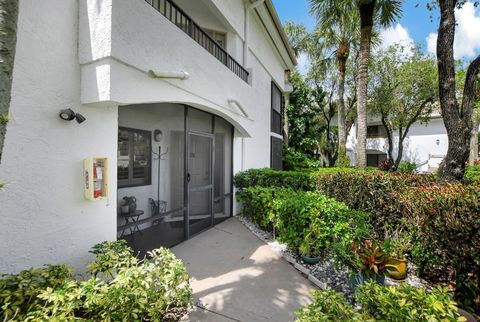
[346,113,449,172]
[0,0,296,273]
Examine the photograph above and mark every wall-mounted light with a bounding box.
[436,139,440,145]
[153,129,163,142]
[59,108,86,124]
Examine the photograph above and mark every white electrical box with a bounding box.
[84,157,109,200]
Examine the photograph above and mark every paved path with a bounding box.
[173,217,314,322]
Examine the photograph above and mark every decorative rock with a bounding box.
[308,274,327,289]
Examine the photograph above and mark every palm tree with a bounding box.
[355,0,403,168]
[0,0,19,163]
[309,1,359,166]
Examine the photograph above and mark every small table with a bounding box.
[120,210,144,238]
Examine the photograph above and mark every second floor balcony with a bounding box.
[145,0,249,83]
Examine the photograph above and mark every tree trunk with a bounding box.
[0,0,19,163]
[381,116,394,168]
[356,0,375,168]
[470,117,479,162]
[337,40,350,156]
[437,0,480,181]
[394,127,404,170]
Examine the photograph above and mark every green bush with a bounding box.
[357,283,464,321]
[295,289,367,321]
[283,147,323,171]
[0,264,73,320]
[397,160,417,173]
[465,164,480,182]
[316,171,436,239]
[400,182,480,314]
[296,283,465,322]
[0,241,192,321]
[237,187,370,260]
[234,168,318,191]
[233,167,362,191]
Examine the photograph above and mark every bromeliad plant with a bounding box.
[350,240,396,279]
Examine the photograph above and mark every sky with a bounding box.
[272,0,480,69]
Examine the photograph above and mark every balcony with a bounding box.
[145,0,249,83]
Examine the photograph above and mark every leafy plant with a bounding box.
[87,240,136,278]
[295,289,369,322]
[296,283,465,322]
[0,114,10,125]
[350,240,395,279]
[0,264,73,321]
[0,242,192,321]
[397,161,417,174]
[357,282,465,321]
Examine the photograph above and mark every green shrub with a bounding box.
[237,187,370,260]
[465,164,480,182]
[0,264,73,320]
[234,168,317,191]
[283,148,323,171]
[397,160,417,173]
[233,167,362,191]
[400,182,480,314]
[295,289,367,321]
[296,283,465,322]
[357,282,464,321]
[0,241,192,321]
[316,171,435,239]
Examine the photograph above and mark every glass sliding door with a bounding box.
[187,133,214,235]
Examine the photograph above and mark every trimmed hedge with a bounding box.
[466,164,480,182]
[233,167,363,191]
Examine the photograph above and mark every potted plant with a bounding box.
[383,237,410,280]
[299,233,322,265]
[349,240,396,291]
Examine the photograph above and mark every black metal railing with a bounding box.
[145,0,249,83]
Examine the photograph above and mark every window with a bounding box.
[118,127,152,188]
[367,125,388,138]
[271,136,283,170]
[205,29,227,49]
[271,82,283,135]
[367,154,387,167]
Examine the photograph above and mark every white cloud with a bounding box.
[379,23,415,53]
[426,1,480,59]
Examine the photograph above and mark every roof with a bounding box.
[263,0,298,68]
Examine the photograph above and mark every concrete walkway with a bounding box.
[173,217,314,322]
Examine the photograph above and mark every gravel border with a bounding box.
[237,215,430,301]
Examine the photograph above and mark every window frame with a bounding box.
[271,81,283,135]
[117,127,152,188]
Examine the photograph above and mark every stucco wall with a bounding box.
[0,0,118,273]
[1,0,291,272]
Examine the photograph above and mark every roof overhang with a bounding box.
[256,0,298,69]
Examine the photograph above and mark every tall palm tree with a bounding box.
[309,1,359,166]
[355,0,402,168]
[0,0,19,163]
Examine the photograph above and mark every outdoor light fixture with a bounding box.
[436,139,440,145]
[153,129,163,142]
[59,108,86,124]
